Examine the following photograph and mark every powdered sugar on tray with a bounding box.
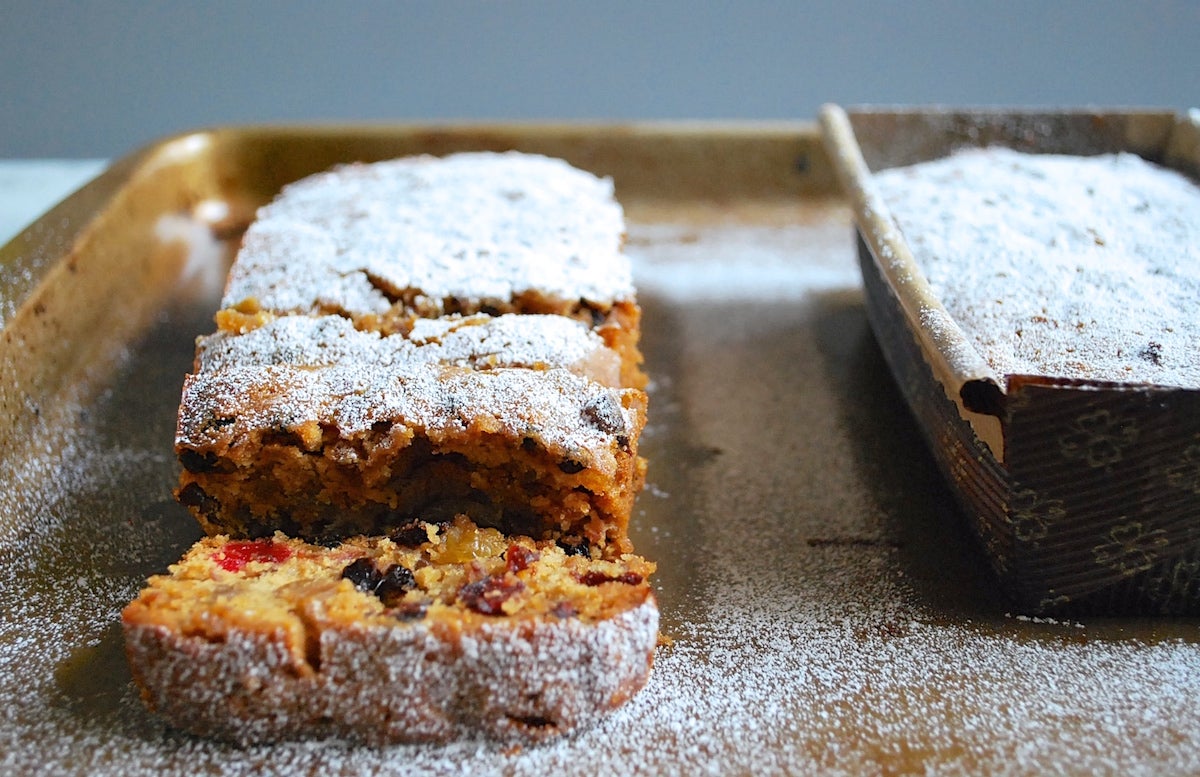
[874,147,1200,387]
[5,202,1200,775]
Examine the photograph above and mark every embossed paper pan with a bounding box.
[821,105,1200,614]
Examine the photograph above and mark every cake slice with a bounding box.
[122,515,658,745]
[175,360,647,551]
[176,312,646,551]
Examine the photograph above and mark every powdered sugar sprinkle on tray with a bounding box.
[5,175,1200,776]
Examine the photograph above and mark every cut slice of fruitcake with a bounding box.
[122,516,657,745]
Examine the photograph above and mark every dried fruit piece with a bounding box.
[458,575,524,615]
[177,483,220,520]
[505,545,539,574]
[341,557,382,591]
[215,540,292,573]
[577,570,643,587]
[436,520,509,563]
[179,449,220,474]
[557,459,586,474]
[390,520,436,548]
[375,564,416,606]
[581,394,625,436]
[557,537,590,557]
[342,558,416,607]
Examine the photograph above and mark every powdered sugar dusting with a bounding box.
[222,152,632,315]
[197,313,617,384]
[123,593,658,746]
[6,188,1200,774]
[178,364,636,471]
[875,147,1200,387]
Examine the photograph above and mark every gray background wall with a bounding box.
[2,0,1197,159]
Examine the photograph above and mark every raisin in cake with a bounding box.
[122,516,658,745]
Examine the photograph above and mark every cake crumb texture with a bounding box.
[121,517,658,745]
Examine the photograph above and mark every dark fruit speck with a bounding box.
[505,545,539,574]
[557,537,590,557]
[578,570,643,586]
[581,394,625,437]
[376,564,416,606]
[341,557,382,591]
[179,449,220,474]
[458,575,524,615]
[390,520,433,547]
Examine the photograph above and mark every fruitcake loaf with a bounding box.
[122,516,658,745]
[217,151,645,389]
[128,151,658,745]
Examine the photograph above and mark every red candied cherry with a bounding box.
[216,539,292,572]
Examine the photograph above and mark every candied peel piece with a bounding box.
[431,518,511,563]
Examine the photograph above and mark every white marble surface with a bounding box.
[0,160,108,245]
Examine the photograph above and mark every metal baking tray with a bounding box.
[3,122,1200,775]
[821,105,1200,615]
